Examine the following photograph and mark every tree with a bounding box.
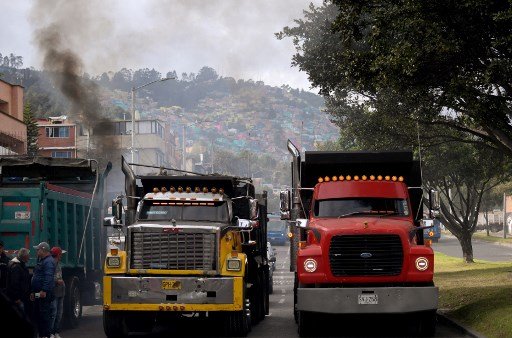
[278,1,512,156]
[23,103,39,156]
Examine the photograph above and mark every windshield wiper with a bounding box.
[337,211,371,218]
[379,212,400,217]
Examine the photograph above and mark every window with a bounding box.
[314,198,409,218]
[46,127,70,138]
[138,201,229,222]
[52,151,72,158]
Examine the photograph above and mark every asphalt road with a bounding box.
[62,245,474,338]
[433,233,512,262]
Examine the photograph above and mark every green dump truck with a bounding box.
[0,156,111,328]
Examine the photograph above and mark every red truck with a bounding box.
[280,141,439,337]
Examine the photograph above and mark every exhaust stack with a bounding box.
[122,156,137,225]
[287,140,302,272]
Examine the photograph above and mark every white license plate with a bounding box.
[358,294,378,305]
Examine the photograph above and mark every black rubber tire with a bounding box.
[63,276,82,329]
[298,311,314,337]
[224,286,251,337]
[417,310,437,337]
[268,272,274,295]
[125,312,155,333]
[103,310,128,338]
[293,273,299,323]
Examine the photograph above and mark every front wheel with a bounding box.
[298,311,314,337]
[417,310,437,337]
[103,310,128,338]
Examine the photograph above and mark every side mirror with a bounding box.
[249,198,258,220]
[112,197,123,224]
[280,190,291,220]
[295,218,308,228]
[429,189,440,212]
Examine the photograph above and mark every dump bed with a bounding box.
[0,156,106,271]
[299,151,423,225]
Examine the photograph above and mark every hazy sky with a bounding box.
[2,0,323,90]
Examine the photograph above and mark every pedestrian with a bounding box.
[31,242,56,338]
[6,248,31,315]
[50,246,66,338]
[0,240,12,290]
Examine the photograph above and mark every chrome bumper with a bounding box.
[111,276,234,304]
[297,286,438,314]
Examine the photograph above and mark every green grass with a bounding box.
[434,252,512,338]
[472,231,512,245]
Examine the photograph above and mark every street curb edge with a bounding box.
[436,312,486,338]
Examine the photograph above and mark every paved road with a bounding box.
[433,233,512,262]
[63,245,473,338]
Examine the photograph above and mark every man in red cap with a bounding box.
[50,246,66,338]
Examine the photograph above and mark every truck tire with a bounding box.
[103,310,128,338]
[63,276,82,329]
[417,310,437,337]
[293,273,299,323]
[250,270,266,324]
[298,310,314,337]
[224,287,251,336]
[125,312,154,333]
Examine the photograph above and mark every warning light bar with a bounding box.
[317,175,405,183]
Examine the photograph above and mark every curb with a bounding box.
[436,311,486,338]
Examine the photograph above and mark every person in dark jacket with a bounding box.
[31,242,56,338]
[0,240,12,290]
[6,248,31,314]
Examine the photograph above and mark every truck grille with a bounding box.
[130,232,217,271]
[329,235,403,276]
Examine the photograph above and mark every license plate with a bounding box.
[162,280,182,290]
[358,294,378,305]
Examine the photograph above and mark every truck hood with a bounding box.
[310,216,415,237]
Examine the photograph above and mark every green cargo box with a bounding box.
[0,156,111,328]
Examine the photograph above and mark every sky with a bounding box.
[2,0,323,91]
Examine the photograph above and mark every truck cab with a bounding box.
[281,141,439,337]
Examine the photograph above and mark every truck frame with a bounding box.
[102,157,269,337]
[0,156,110,328]
[280,141,439,337]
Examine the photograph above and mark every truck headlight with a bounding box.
[106,256,121,268]
[227,258,242,271]
[304,258,317,272]
[415,257,429,271]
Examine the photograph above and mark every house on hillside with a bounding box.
[0,79,26,155]
[36,116,77,158]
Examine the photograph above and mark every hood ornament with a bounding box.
[363,221,369,229]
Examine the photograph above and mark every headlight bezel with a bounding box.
[303,258,317,272]
[106,256,121,268]
[226,258,242,271]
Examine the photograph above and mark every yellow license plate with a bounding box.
[162,280,182,290]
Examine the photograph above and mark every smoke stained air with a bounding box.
[31,2,119,165]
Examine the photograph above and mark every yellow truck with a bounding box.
[102,158,269,337]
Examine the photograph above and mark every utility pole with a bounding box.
[182,124,186,171]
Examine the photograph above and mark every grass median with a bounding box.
[434,252,512,338]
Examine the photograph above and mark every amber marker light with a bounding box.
[346,175,352,181]
[324,176,330,182]
[392,176,397,181]
[203,187,208,193]
[110,247,119,255]
[153,187,159,193]
[288,232,293,238]
[339,176,345,181]
[186,187,192,193]
[362,175,367,180]
[161,187,168,193]
[377,175,383,181]
[211,187,218,194]
[219,188,225,194]
[170,187,176,193]
[318,177,324,183]
[354,175,359,181]
[332,176,338,181]
[398,176,404,182]
[370,175,375,180]
[178,186,184,193]
[385,176,391,181]
[195,187,200,193]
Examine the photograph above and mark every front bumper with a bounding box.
[103,276,243,311]
[297,286,438,314]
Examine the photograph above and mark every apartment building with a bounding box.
[0,79,26,154]
[36,116,77,158]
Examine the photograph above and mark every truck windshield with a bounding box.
[314,198,409,218]
[138,201,229,222]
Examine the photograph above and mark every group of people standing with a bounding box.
[0,240,66,338]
